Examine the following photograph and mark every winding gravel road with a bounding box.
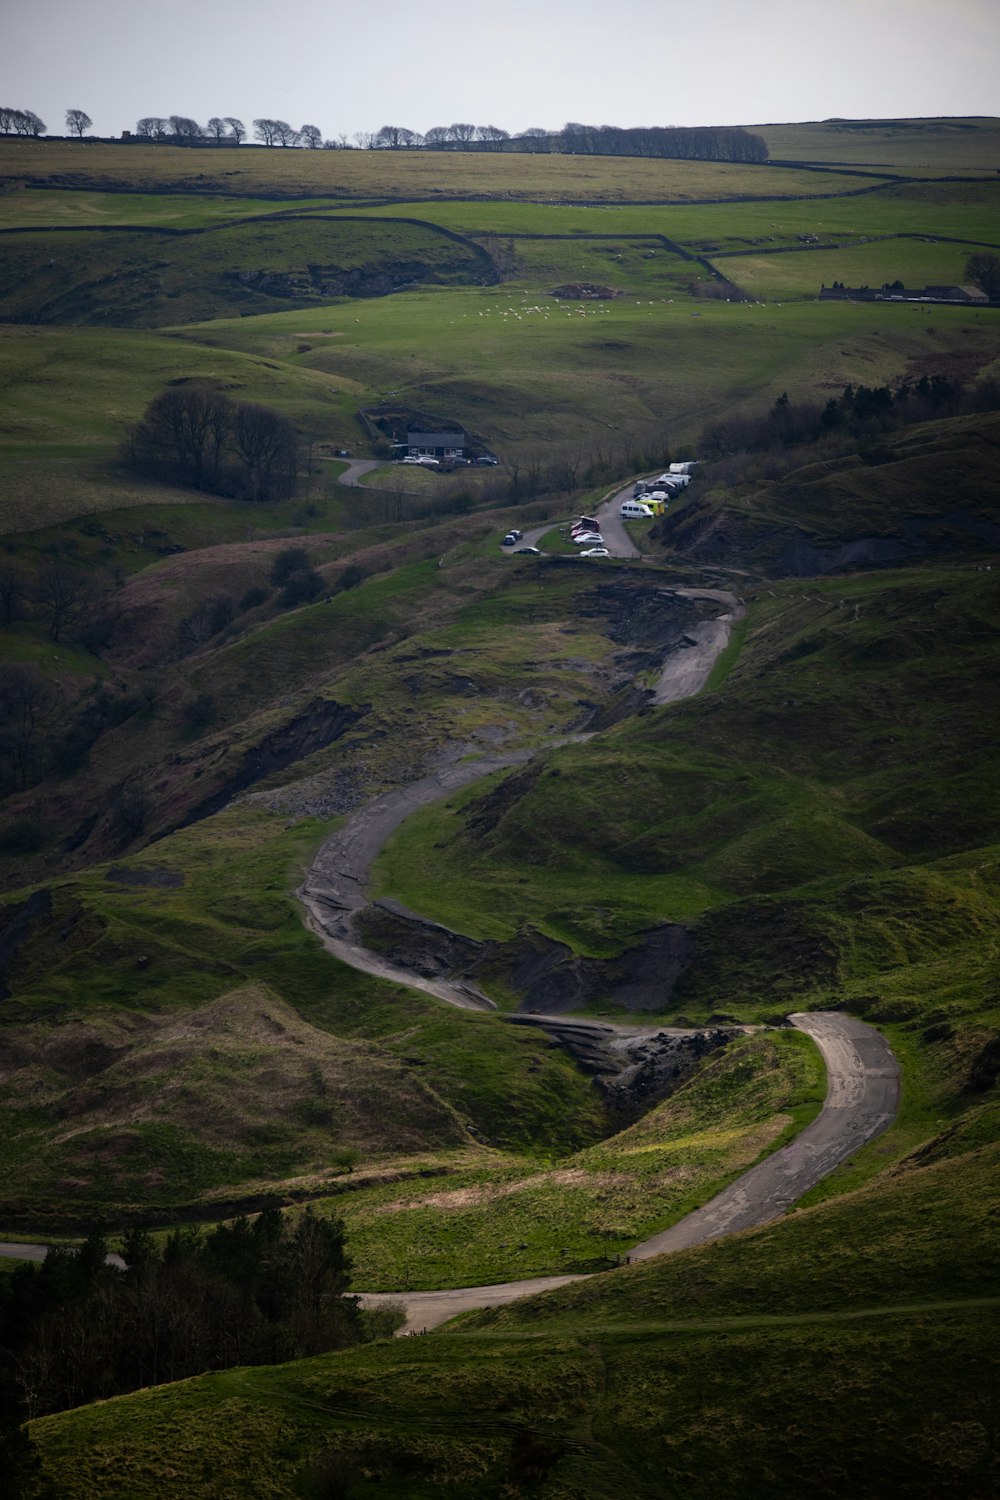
[359,1010,899,1333]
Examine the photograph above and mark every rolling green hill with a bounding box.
[2,123,999,1498]
[0,217,494,328]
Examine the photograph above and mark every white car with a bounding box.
[573,532,603,546]
[578,546,610,557]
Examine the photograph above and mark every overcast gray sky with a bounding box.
[3,0,998,141]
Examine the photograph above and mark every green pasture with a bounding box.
[0,188,345,230]
[712,236,996,300]
[315,178,1000,249]
[756,115,1000,172]
[4,270,993,539]
[0,324,362,533]
[28,1265,1000,1498]
[0,137,894,204]
[0,216,491,328]
[178,290,994,455]
[501,236,699,297]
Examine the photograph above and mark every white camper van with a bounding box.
[620,499,655,519]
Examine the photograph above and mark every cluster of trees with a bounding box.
[519,122,768,161]
[965,252,1000,300]
[701,373,1000,459]
[125,386,299,503]
[135,113,247,143]
[0,1208,386,1427]
[0,107,46,137]
[340,121,767,163]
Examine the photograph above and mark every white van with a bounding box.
[620,500,655,519]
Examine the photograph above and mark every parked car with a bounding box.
[475,455,499,465]
[620,500,654,519]
[507,529,523,541]
[513,545,540,555]
[501,533,519,547]
[573,516,600,530]
[573,532,604,546]
[579,547,610,557]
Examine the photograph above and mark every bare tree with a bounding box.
[965,253,1000,300]
[0,107,15,134]
[273,120,299,146]
[206,116,228,142]
[224,116,246,144]
[424,126,450,149]
[129,386,234,491]
[476,124,509,150]
[12,110,46,137]
[0,664,58,791]
[33,564,97,642]
[168,115,202,141]
[0,561,29,626]
[136,116,168,139]
[517,127,551,152]
[375,124,422,149]
[253,118,277,145]
[446,122,476,147]
[231,403,297,501]
[65,109,92,138]
[299,123,322,149]
[352,129,377,149]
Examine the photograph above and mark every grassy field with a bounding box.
[0,323,364,532]
[755,115,1000,171]
[0,188,351,230]
[313,179,1000,247]
[711,237,998,299]
[0,138,894,202]
[174,291,999,458]
[0,217,493,328]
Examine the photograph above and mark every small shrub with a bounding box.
[270,547,311,586]
[278,568,324,608]
[239,584,268,611]
[336,563,366,592]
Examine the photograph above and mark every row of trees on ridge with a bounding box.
[2,105,767,163]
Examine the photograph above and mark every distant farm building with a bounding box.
[404,431,466,459]
[819,282,989,304]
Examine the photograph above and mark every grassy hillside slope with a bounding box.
[3,128,1000,1496]
[27,1142,1000,1497]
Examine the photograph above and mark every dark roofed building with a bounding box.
[406,431,466,458]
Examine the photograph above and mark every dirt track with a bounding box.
[358,1010,899,1333]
